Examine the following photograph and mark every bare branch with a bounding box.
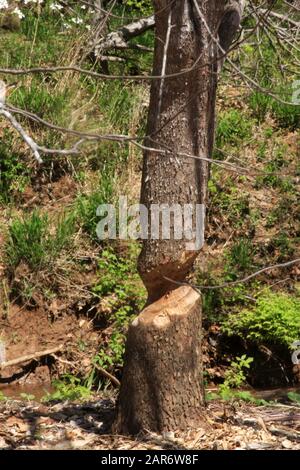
[164,258,300,291]
[0,345,64,369]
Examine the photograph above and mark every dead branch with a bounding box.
[93,363,120,387]
[93,16,154,59]
[165,258,300,291]
[0,345,64,370]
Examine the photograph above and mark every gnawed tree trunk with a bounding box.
[114,286,203,435]
[115,0,245,435]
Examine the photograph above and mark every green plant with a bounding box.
[5,210,75,271]
[255,143,291,190]
[246,37,300,128]
[0,131,29,203]
[219,355,254,398]
[6,212,50,270]
[206,389,268,405]
[226,239,254,273]
[287,392,300,404]
[201,280,224,321]
[249,70,300,129]
[123,0,152,14]
[198,265,256,322]
[42,375,91,402]
[222,292,300,348]
[0,391,7,402]
[76,171,115,242]
[98,81,143,133]
[20,392,35,402]
[271,231,295,260]
[209,181,250,227]
[11,83,70,123]
[216,110,253,147]
[91,246,146,381]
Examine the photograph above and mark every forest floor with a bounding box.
[1,397,300,450]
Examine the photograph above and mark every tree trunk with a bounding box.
[114,286,203,435]
[115,0,245,435]
[138,0,244,302]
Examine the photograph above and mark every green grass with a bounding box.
[208,178,250,228]
[245,37,300,129]
[216,110,253,148]
[5,210,76,271]
[76,169,116,243]
[250,87,300,129]
[225,239,254,274]
[11,82,71,123]
[0,130,29,203]
[88,245,146,384]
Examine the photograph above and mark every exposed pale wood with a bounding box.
[114,286,204,434]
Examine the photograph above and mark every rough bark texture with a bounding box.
[138,0,244,302]
[114,286,203,435]
[116,0,245,435]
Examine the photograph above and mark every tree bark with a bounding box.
[115,0,245,435]
[114,286,203,435]
[138,0,245,303]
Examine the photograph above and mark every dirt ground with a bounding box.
[0,301,102,386]
[0,398,300,450]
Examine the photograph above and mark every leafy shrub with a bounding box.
[206,389,268,405]
[221,355,254,390]
[217,355,254,400]
[221,292,300,348]
[206,355,256,402]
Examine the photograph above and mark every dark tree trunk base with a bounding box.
[114,286,205,435]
